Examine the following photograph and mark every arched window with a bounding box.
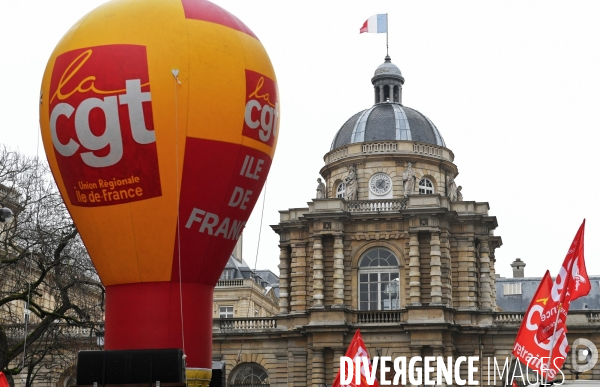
[229,363,270,386]
[358,248,400,311]
[336,182,346,199]
[419,178,434,194]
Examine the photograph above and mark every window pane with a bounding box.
[369,283,378,292]
[381,273,389,282]
[360,273,368,281]
[391,273,399,280]
[360,284,368,292]
[360,301,368,311]
[369,273,378,282]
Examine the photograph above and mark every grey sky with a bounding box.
[1,1,599,279]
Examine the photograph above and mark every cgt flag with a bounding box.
[360,14,387,34]
[332,329,380,387]
[537,220,590,342]
[512,271,569,381]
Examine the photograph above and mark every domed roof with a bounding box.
[330,103,445,151]
[373,55,404,81]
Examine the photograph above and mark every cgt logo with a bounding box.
[243,70,278,147]
[48,44,161,207]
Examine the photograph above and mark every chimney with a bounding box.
[510,258,526,278]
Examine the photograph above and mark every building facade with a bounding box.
[211,56,600,386]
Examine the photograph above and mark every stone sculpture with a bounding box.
[316,178,326,199]
[456,185,463,201]
[448,175,458,201]
[402,162,416,197]
[344,165,358,201]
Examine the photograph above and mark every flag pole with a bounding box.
[386,13,389,56]
[542,305,562,386]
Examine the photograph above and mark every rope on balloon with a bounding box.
[172,69,186,357]
[237,178,268,364]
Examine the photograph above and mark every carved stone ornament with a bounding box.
[316,178,326,199]
[419,218,429,226]
[323,222,332,230]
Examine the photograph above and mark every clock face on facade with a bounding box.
[369,173,392,195]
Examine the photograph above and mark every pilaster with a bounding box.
[311,348,325,386]
[430,232,442,305]
[409,232,421,305]
[312,236,324,308]
[332,235,345,307]
[290,241,308,312]
[278,244,290,314]
[479,238,492,310]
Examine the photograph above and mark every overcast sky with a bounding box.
[1,1,600,280]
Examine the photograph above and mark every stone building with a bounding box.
[211,56,600,386]
[496,258,600,312]
[213,239,280,320]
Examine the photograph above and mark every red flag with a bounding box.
[332,329,380,387]
[513,271,569,381]
[0,373,9,387]
[537,220,590,342]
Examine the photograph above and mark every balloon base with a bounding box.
[186,368,212,387]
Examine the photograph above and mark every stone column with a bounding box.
[409,346,422,387]
[332,235,345,307]
[312,348,325,387]
[290,242,308,313]
[457,237,476,309]
[409,232,421,305]
[490,256,498,310]
[379,86,384,104]
[312,236,324,308]
[333,348,345,378]
[479,238,492,310]
[432,346,447,386]
[430,232,442,305]
[278,244,290,314]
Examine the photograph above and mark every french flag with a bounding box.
[360,14,387,34]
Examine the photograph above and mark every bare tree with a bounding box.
[0,146,104,386]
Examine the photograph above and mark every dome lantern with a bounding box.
[372,55,404,104]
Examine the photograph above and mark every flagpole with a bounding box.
[542,305,561,386]
[386,13,389,56]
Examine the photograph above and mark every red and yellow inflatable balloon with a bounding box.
[39,0,278,374]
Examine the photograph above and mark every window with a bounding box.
[220,269,234,280]
[358,248,400,311]
[219,306,233,318]
[336,182,346,199]
[419,178,434,194]
[229,363,270,386]
[503,283,522,295]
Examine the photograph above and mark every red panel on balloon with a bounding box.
[242,70,278,147]
[104,282,213,368]
[48,45,161,207]
[173,138,271,284]
[180,0,257,39]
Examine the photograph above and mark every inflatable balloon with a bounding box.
[39,0,278,378]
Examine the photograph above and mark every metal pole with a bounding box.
[542,303,562,386]
[386,14,389,56]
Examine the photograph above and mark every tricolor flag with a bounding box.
[360,14,387,34]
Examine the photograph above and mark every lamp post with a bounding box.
[95,325,105,349]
